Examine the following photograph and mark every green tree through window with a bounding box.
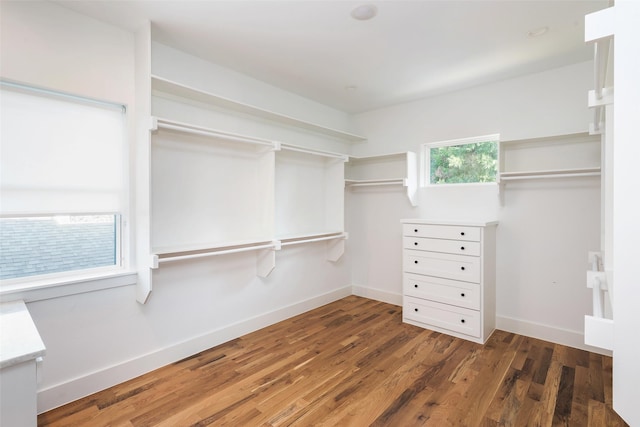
[428,139,498,184]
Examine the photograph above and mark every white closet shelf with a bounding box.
[152,232,347,259]
[280,143,348,160]
[152,238,277,257]
[151,239,280,279]
[151,116,350,161]
[151,232,348,272]
[348,152,410,162]
[279,232,348,247]
[345,178,406,187]
[151,116,274,148]
[499,167,601,181]
[344,151,418,206]
[153,242,277,265]
[151,75,366,142]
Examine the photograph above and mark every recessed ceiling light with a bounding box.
[527,26,549,38]
[345,85,358,91]
[351,4,377,21]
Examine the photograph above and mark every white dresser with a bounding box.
[401,219,498,344]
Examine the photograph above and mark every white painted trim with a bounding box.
[496,314,611,356]
[36,285,351,413]
[351,285,402,306]
[0,272,137,303]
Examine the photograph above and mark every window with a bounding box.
[0,81,127,283]
[0,215,119,280]
[422,134,499,185]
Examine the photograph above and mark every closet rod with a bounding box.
[500,172,600,181]
[593,39,610,101]
[280,143,348,160]
[593,108,603,133]
[280,233,347,247]
[152,117,275,148]
[347,180,404,187]
[156,242,277,265]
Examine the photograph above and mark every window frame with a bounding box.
[0,80,135,302]
[420,134,500,187]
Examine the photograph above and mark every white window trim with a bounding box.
[0,269,137,303]
[421,134,500,187]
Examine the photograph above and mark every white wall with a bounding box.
[2,1,353,413]
[151,42,356,141]
[0,1,134,106]
[349,61,605,352]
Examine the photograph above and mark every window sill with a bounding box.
[0,270,137,303]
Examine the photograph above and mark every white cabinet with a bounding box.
[401,220,497,344]
[0,300,46,427]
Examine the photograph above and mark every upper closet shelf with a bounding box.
[151,116,349,161]
[151,75,367,143]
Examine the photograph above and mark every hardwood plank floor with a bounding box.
[38,296,628,426]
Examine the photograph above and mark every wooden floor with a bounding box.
[39,296,627,426]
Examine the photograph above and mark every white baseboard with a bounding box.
[496,314,612,356]
[351,285,402,306]
[37,285,352,413]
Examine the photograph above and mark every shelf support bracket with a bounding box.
[327,232,348,262]
[257,241,281,278]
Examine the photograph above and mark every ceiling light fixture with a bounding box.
[527,26,549,38]
[351,4,377,21]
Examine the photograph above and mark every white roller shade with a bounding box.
[1,83,125,215]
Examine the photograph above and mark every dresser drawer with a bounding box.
[404,273,480,310]
[403,236,480,256]
[404,296,480,338]
[403,224,480,242]
[404,249,480,283]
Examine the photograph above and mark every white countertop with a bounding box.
[0,300,46,369]
[401,218,499,227]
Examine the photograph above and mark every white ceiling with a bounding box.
[54,0,608,114]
